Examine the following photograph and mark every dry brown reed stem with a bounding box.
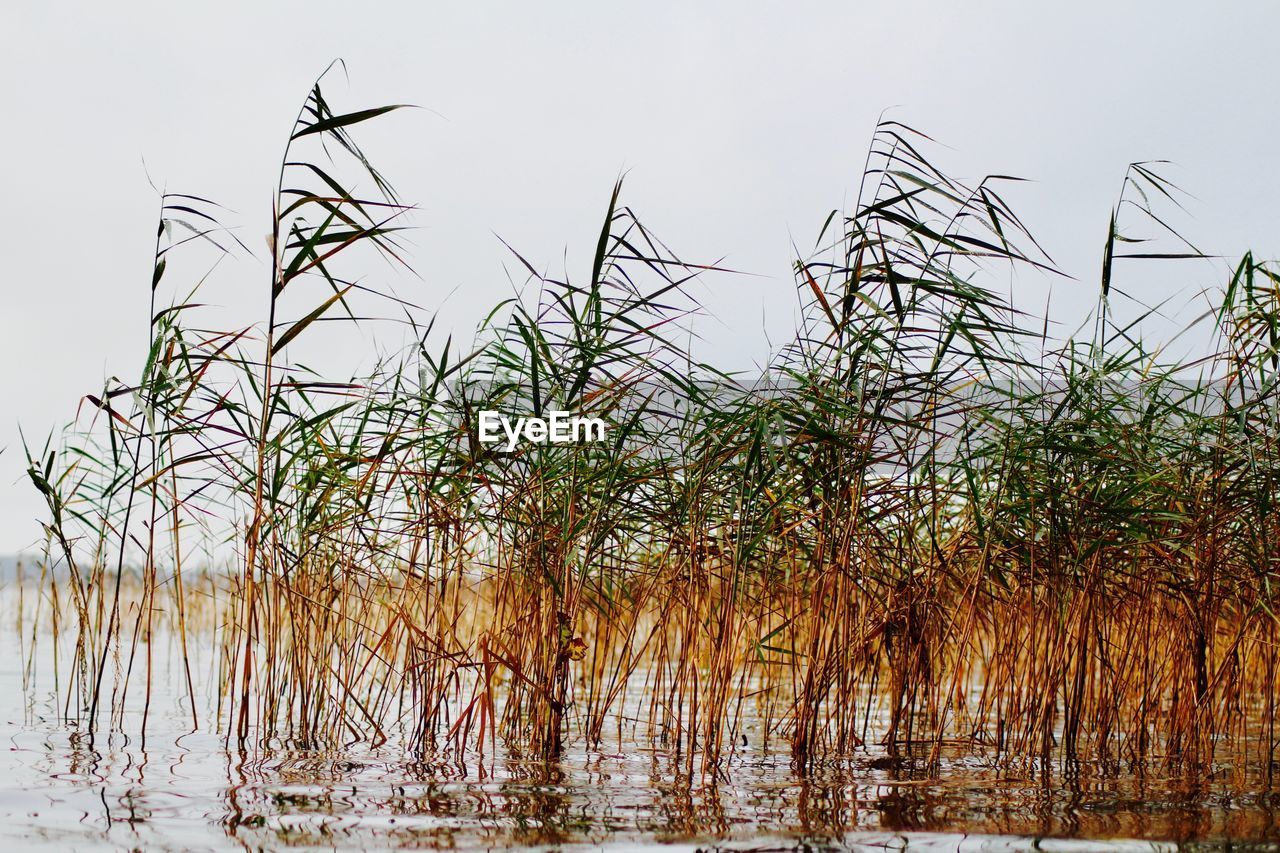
[25,532,1280,781]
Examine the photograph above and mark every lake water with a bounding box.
[3,587,1280,851]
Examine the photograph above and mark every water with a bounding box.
[4,598,1280,850]
[13,723,1273,852]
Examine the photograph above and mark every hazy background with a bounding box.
[3,1,1279,554]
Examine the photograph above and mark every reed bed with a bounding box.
[22,68,1280,779]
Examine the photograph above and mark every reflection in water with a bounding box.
[5,620,1280,849]
[8,724,1280,850]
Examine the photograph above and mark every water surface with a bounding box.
[4,592,1279,851]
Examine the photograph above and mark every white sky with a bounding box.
[4,1,1280,554]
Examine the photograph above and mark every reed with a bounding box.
[22,70,1280,781]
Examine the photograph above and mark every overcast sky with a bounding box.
[4,2,1280,554]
